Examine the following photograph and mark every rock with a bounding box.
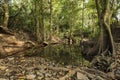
[76,72,89,80]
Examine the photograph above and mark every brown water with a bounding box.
[25,44,89,66]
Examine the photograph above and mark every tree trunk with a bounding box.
[103,0,115,54]
[35,0,41,42]
[3,0,9,28]
[86,0,116,73]
[95,0,115,55]
[82,0,116,71]
[81,0,85,45]
[41,0,45,41]
[49,0,52,41]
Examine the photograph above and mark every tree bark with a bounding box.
[41,0,45,41]
[35,0,41,42]
[3,0,9,28]
[49,0,52,41]
[95,0,115,54]
[87,0,116,73]
[103,0,115,54]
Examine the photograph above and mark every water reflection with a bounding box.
[25,44,87,66]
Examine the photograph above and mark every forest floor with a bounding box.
[0,27,120,80]
[0,53,113,80]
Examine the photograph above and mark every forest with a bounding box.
[0,0,120,80]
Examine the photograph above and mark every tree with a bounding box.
[84,0,117,72]
[35,0,41,42]
[41,0,45,41]
[3,0,9,28]
[49,0,52,41]
[95,0,115,54]
[81,0,85,40]
[85,0,115,58]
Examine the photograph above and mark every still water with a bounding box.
[25,44,89,66]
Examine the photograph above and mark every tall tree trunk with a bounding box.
[95,0,115,54]
[83,0,115,68]
[3,0,9,28]
[91,1,120,78]
[81,0,84,41]
[103,0,115,54]
[49,0,52,41]
[41,0,45,41]
[35,0,41,42]
[85,0,116,73]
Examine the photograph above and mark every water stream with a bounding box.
[25,44,90,66]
